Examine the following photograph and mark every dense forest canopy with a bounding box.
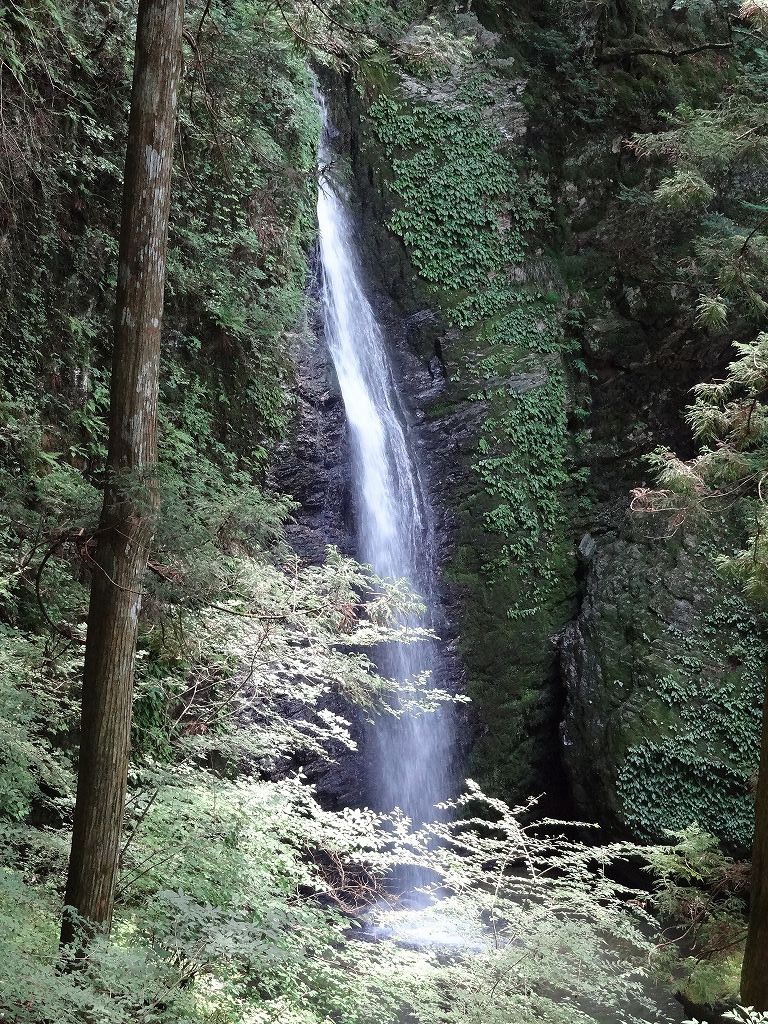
[2,0,768,1020]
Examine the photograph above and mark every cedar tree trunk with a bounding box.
[61,0,184,948]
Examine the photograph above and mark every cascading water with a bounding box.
[312,97,685,1017]
[315,93,454,834]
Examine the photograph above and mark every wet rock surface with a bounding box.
[275,78,471,811]
[276,321,353,564]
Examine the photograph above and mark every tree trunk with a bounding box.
[742,682,768,1011]
[61,0,184,949]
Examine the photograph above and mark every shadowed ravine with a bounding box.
[315,92,455,848]
[314,97,684,1024]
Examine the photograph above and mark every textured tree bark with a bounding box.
[61,0,184,949]
[742,683,768,1011]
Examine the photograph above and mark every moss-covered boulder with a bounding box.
[562,526,763,849]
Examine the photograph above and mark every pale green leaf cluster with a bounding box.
[0,527,674,1024]
[686,1009,768,1024]
[636,332,768,597]
[653,170,715,210]
[644,826,746,1005]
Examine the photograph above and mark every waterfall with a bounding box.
[315,93,454,832]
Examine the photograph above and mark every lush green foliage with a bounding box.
[0,513,672,1023]
[0,0,320,645]
[4,0,768,1019]
[368,784,667,1024]
[0,540,432,1022]
[627,2,768,559]
[614,7,768,1001]
[368,48,573,607]
[638,331,768,602]
[646,825,747,1007]
[622,8,768,855]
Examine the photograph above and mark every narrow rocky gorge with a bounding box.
[3,1,768,1018]
[282,54,763,850]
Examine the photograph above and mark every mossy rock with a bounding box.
[561,525,763,850]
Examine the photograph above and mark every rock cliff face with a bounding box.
[549,79,764,846]
[562,527,763,849]
[276,80,471,808]
[282,8,763,845]
[276,294,353,565]
[342,69,579,810]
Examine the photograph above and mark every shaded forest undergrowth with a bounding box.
[0,0,765,1021]
[0,521,748,1024]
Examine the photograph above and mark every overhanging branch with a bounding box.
[598,40,733,63]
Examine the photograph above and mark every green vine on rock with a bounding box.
[617,585,764,849]
[369,73,575,615]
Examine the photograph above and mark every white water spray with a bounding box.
[315,93,454,830]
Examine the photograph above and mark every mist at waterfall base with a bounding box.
[315,96,456,901]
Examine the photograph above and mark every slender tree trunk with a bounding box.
[742,682,768,1011]
[61,0,184,949]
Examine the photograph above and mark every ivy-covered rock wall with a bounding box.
[538,0,765,847]
[562,527,764,849]
[337,1,764,841]
[336,45,581,802]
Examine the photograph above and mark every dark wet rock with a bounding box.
[275,323,353,564]
[676,990,735,1024]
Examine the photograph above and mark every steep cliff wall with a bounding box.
[314,3,765,844]
[335,60,578,805]
[2,0,762,850]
